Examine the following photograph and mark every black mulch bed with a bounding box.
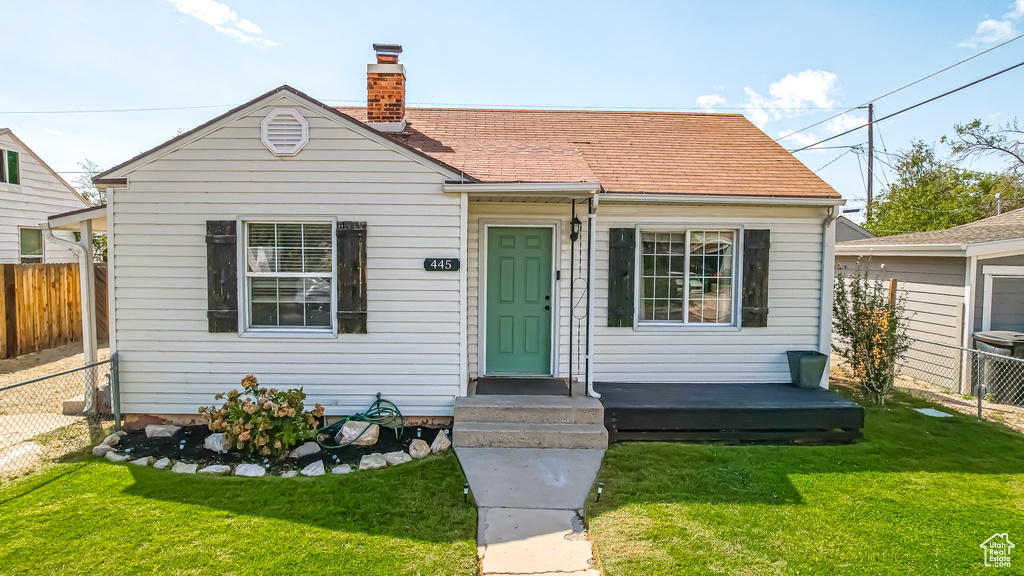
[115,424,450,475]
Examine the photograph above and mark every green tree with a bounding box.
[72,158,105,205]
[865,141,1022,236]
[943,118,1024,177]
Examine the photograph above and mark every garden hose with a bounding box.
[316,393,405,448]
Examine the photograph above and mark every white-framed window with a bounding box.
[243,220,335,332]
[19,227,43,264]
[637,229,737,325]
[1,149,19,184]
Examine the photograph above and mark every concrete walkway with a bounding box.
[456,447,605,575]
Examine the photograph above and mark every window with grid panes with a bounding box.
[244,222,333,329]
[638,230,736,324]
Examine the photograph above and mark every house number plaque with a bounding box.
[424,258,460,271]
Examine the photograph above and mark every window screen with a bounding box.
[639,230,735,324]
[19,228,43,264]
[245,222,333,329]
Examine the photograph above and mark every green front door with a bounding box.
[486,227,553,375]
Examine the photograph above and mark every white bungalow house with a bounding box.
[50,45,850,438]
[0,128,88,264]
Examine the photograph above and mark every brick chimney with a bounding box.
[366,43,406,132]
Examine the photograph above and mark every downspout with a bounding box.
[42,221,98,410]
[586,195,600,398]
[818,206,840,388]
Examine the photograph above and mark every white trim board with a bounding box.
[981,265,1024,331]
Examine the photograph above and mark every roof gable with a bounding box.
[93,85,468,186]
[0,128,89,206]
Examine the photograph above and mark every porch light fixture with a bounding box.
[570,215,582,242]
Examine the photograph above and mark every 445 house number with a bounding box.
[424,258,460,271]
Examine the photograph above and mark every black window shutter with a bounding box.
[741,229,771,327]
[607,228,636,327]
[206,220,238,333]
[337,221,368,334]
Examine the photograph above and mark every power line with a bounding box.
[775,32,1024,142]
[790,58,1024,153]
[0,104,237,114]
[813,148,857,173]
[0,102,845,115]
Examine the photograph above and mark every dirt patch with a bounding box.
[116,424,450,474]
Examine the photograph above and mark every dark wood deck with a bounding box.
[474,377,569,396]
[595,382,864,443]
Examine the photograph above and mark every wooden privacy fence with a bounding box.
[1,263,108,359]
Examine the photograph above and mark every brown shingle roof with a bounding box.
[338,107,839,198]
[839,207,1024,247]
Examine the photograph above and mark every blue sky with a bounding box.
[3,0,1023,219]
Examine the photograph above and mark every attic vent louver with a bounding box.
[260,108,309,156]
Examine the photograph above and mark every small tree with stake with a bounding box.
[832,263,912,406]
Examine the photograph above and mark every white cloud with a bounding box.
[778,131,821,149]
[170,0,280,48]
[742,70,837,128]
[960,2,1022,47]
[236,18,261,33]
[825,112,867,134]
[43,127,62,136]
[696,94,727,112]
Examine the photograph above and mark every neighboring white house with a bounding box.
[836,207,1024,391]
[0,128,89,264]
[53,45,844,424]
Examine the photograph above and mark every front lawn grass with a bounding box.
[0,452,477,576]
[587,385,1024,575]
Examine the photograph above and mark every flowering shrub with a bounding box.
[199,375,324,458]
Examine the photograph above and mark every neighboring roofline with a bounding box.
[93,85,475,187]
[597,192,845,206]
[0,128,90,206]
[47,203,107,231]
[836,236,1024,258]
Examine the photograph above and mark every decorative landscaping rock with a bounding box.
[92,444,116,457]
[130,456,155,466]
[408,439,431,459]
[288,441,321,459]
[171,462,198,474]
[384,451,412,466]
[300,460,325,477]
[359,453,387,470]
[280,470,298,478]
[204,433,228,453]
[199,464,232,475]
[235,464,266,477]
[153,457,171,469]
[100,430,123,444]
[332,464,352,475]
[105,451,128,463]
[430,430,451,453]
[145,424,181,439]
[338,421,379,446]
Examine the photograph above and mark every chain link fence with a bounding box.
[891,338,1024,432]
[0,356,119,478]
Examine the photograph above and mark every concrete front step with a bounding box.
[454,422,608,449]
[454,395,605,425]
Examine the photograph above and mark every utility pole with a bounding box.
[866,103,874,220]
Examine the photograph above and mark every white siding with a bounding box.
[111,95,462,416]
[0,131,87,263]
[593,204,828,384]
